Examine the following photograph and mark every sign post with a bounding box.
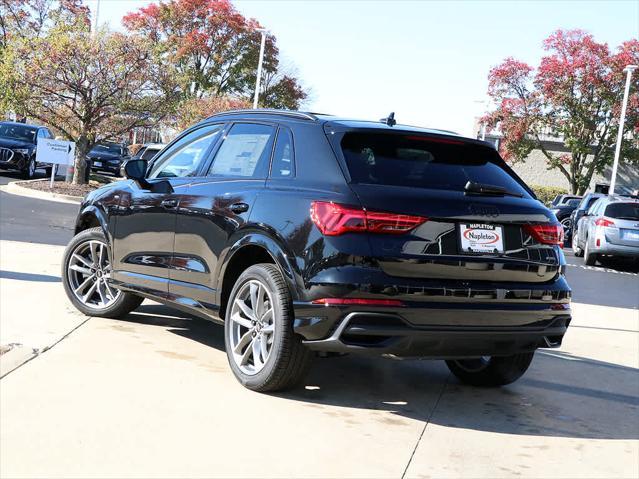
[35,139,76,189]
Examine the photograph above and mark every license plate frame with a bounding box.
[459,223,505,254]
[621,229,639,241]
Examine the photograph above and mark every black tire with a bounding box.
[224,263,311,392]
[584,238,598,266]
[21,156,35,179]
[62,227,143,318]
[445,352,535,387]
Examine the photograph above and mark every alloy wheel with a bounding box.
[571,231,579,252]
[28,158,35,178]
[67,239,121,309]
[560,217,571,234]
[229,279,275,375]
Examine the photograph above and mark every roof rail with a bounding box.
[207,109,318,121]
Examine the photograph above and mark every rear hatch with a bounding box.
[335,130,562,283]
[602,201,639,247]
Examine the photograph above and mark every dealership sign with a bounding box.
[36,139,75,166]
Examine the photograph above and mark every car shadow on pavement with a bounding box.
[0,270,60,282]
[122,303,639,441]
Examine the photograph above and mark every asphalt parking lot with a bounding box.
[0,172,637,478]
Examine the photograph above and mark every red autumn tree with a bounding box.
[123,0,307,109]
[484,30,639,194]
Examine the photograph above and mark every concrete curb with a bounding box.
[2,179,82,204]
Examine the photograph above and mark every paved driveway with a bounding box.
[1,175,637,478]
[0,239,637,478]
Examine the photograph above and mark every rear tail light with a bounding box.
[310,201,427,236]
[595,218,615,227]
[312,298,405,307]
[523,223,564,246]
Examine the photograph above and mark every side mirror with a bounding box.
[122,159,151,189]
[123,158,147,179]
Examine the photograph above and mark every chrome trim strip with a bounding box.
[0,147,15,163]
[207,109,318,122]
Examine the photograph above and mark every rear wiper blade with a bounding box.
[464,181,523,198]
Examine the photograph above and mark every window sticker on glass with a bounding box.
[210,132,270,177]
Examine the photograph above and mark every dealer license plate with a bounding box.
[460,223,504,254]
[621,229,639,241]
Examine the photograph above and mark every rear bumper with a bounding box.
[293,286,572,358]
[593,241,639,258]
[298,310,570,358]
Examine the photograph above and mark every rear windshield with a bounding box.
[605,202,639,220]
[340,133,530,196]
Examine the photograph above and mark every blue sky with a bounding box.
[91,0,638,136]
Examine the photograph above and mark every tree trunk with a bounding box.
[72,135,90,185]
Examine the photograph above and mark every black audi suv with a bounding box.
[88,142,130,176]
[62,109,571,392]
[0,121,57,178]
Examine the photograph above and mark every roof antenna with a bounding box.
[380,112,396,127]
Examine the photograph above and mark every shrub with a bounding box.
[530,185,568,206]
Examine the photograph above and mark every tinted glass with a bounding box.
[141,147,161,161]
[605,202,639,220]
[0,124,37,142]
[566,198,581,206]
[340,133,529,196]
[149,126,221,179]
[584,196,601,212]
[271,127,295,178]
[92,143,121,154]
[208,123,274,178]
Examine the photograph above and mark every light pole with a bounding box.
[474,99,488,141]
[253,28,268,109]
[94,0,100,32]
[610,64,638,196]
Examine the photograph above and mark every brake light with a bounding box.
[312,298,405,307]
[310,201,427,236]
[523,223,564,246]
[595,218,615,227]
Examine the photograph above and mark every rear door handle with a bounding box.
[161,198,178,209]
[229,202,249,214]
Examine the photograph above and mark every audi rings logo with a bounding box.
[469,204,499,218]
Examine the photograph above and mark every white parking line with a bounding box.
[566,263,639,276]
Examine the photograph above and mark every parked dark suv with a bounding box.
[88,142,130,176]
[0,121,57,178]
[62,109,571,392]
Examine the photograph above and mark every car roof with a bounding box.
[0,121,43,129]
[203,109,487,145]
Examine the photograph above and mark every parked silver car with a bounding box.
[572,196,639,265]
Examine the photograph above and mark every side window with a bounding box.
[148,126,221,179]
[37,129,45,141]
[270,127,295,178]
[208,123,275,178]
[587,199,601,215]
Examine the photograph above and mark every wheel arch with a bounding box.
[75,205,109,238]
[217,232,300,320]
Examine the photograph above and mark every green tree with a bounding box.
[123,0,307,109]
[2,25,179,183]
[485,30,639,194]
